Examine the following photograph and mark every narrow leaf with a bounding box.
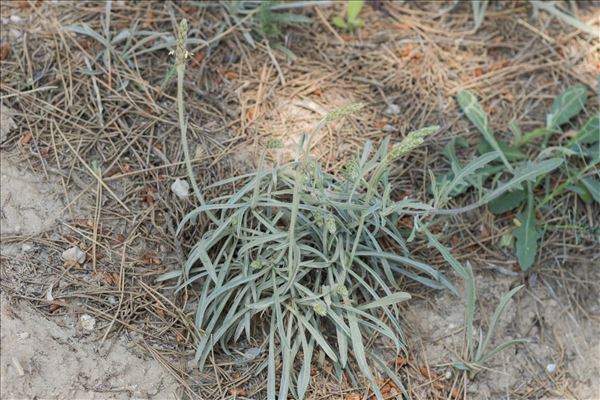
[456,90,512,170]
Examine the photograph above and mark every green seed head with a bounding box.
[250,260,262,270]
[325,103,364,122]
[175,19,190,67]
[336,285,349,297]
[313,210,324,227]
[343,158,360,180]
[313,303,327,316]
[325,214,337,235]
[267,138,284,149]
[385,125,439,163]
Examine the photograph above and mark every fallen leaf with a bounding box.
[48,300,65,313]
[475,67,484,77]
[227,388,246,396]
[374,119,389,129]
[451,387,462,399]
[102,271,114,286]
[399,43,414,57]
[19,131,33,145]
[345,394,360,400]
[192,51,205,67]
[142,7,154,28]
[112,272,120,286]
[155,301,166,318]
[0,44,9,61]
[419,366,433,379]
[224,70,239,79]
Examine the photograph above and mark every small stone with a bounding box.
[243,347,261,359]
[383,103,400,116]
[10,15,23,23]
[62,246,86,264]
[171,178,190,199]
[21,243,34,253]
[546,363,556,373]
[12,357,25,376]
[80,314,96,331]
[445,370,452,380]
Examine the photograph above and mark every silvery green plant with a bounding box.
[165,19,552,399]
[163,113,454,399]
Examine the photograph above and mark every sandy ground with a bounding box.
[403,273,600,400]
[1,294,179,400]
[0,156,179,399]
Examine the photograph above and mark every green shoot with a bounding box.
[333,0,365,31]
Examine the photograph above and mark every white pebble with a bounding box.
[80,314,96,331]
[21,243,34,253]
[62,246,86,264]
[384,104,400,116]
[546,363,556,373]
[171,178,190,199]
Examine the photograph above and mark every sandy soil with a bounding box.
[403,272,600,400]
[0,157,179,399]
[1,294,179,400]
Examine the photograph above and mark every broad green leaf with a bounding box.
[332,16,347,28]
[566,182,592,204]
[347,0,365,22]
[488,189,526,215]
[570,112,600,145]
[513,199,539,271]
[547,85,588,128]
[456,90,512,170]
[580,177,600,204]
[481,158,563,204]
[349,18,365,29]
[478,139,526,161]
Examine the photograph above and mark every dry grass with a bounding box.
[1,0,598,399]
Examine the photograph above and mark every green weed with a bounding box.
[332,0,365,31]
[468,0,597,35]
[440,85,599,270]
[426,231,528,379]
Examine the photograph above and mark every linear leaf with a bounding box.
[359,292,411,310]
